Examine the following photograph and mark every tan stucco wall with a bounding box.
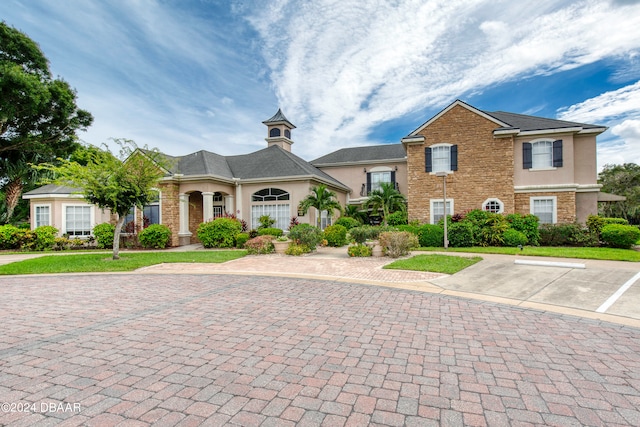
[317,161,407,204]
[574,135,598,185]
[576,191,598,224]
[514,134,575,186]
[406,104,515,223]
[28,197,111,236]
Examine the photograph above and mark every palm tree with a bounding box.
[342,204,367,224]
[298,184,342,228]
[0,152,52,223]
[365,182,407,226]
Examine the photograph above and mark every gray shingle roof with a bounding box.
[262,108,296,128]
[173,150,234,179]
[23,184,80,196]
[485,110,605,132]
[310,144,406,166]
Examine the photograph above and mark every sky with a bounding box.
[3,0,640,170]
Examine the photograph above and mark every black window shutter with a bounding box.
[366,172,371,194]
[390,171,396,187]
[523,142,532,169]
[450,145,458,171]
[553,140,563,167]
[425,147,432,172]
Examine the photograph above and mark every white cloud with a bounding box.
[247,0,640,159]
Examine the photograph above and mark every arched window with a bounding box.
[270,128,281,137]
[284,129,291,139]
[252,188,290,201]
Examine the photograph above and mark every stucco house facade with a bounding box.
[401,100,606,224]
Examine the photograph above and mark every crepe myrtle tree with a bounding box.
[298,184,342,228]
[37,139,168,259]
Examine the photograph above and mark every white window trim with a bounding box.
[62,203,95,236]
[429,143,454,175]
[530,196,557,224]
[482,198,504,214]
[529,139,557,171]
[33,203,52,228]
[430,198,454,224]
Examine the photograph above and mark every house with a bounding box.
[24,110,351,247]
[401,100,606,224]
[24,101,608,246]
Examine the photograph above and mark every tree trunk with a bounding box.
[4,177,23,223]
[112,215,126,260]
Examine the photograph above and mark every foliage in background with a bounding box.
[598,163,640,224]
[243,235,274,254]
[0,22,93,225]
[257,227,283,237]
[257,215,276,229]
[341,205,367,224]
[538,223,598,247]
[417,224,444,247]
[334,216,361,230]
[235,233,249,248]
[347,243,372,257]
[138,224,172,249]
[386,210,408,226]
[197,217,242,248]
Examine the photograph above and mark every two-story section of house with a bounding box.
[310,144,407,207]
[401,100,607,224]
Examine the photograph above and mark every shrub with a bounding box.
[506,213,540,246]
[138,224,172,249]
[22,225,58,251]
[348,243,372,257]
[386,210,408,226]
[480,213,509,246]
[587,215,629,235]
[289,216,300,229]
[502,229,528,247]
[600,224,640,249]
[349,225,381,244]
[0,224,23,249]
[323,224,347,247]
[257,227,283,237]
[53,236,71,251]
[197,217,242,248]
[538,223,597,247]
[285,243,310,256]
[235,233,249,248]
[258,215,276,229]
[448,221,474,247]
[417,224,444,247]
[379,231,418,258]
[244,235,274,254]
[288,224,323,251]
[394,224,421,237]
[335,217,361,230]
[93,223,115,249]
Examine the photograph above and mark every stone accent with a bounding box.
[159,183,180,247]
[188,192,203,244]
[515,191,576,223]
[406,104,515,223]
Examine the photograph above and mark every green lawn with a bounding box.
[0,250,247,275]
[384,254,482,274]
[417,246,640,262]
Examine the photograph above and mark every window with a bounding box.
[370,171,391,193]
[425,144,458,173]
[523,140,563,169]
[530,197,556,224]
[430,199,453,224]
[320,210,332,230]
[34,205,50,227]
[252,188,290,202]
[285,129,291,139]
[65,205,91,236]
[270,128,281,137]
[482,198,504,214]
[251,204,290,230]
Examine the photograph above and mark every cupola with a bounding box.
[263,108,296,152]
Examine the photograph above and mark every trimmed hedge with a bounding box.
[138,224,172,249]
[257,227,283,237]
[323,224,347,247]
[600,224,640,249]
[288,224,323,251]
[93,223,115,249]
[197,217,242,248]
[418,224,444,247]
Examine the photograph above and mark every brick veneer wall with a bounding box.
[159,183,180,247]
[406,105,515,223]
[515,191,576,223]
[188,192,203,244]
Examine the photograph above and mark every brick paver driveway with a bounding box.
[1,274,640,426]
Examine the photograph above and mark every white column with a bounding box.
[178,193,191,236]
[235,182,243,220]
[202,192,214,222]
[225,195,234,215]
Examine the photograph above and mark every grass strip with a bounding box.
[416,246,640,262]
[384,254,482,274]
[0,250,247,275]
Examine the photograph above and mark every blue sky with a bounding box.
[3,0,640,170]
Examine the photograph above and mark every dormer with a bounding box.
[263,108,296,152]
